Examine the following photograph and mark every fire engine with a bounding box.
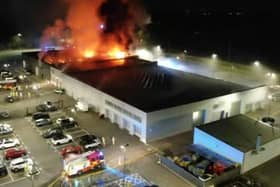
[63,150,105,176]
[0,79,17,90]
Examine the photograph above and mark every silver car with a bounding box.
[0,123,13,135]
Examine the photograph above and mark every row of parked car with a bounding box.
[31,102,102,158]
[0,123,37,177]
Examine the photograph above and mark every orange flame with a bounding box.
[40,0,148,68]
[83,50,95,59]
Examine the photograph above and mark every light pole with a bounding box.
[211,53,218,60]
[254,61,260,67]
[267,94,273,117]
[120,144,129,174]
[25,162,38,187]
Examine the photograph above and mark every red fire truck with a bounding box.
[63,150,105,177]
[0,79,17,90]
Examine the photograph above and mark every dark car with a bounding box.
[56,117,77,129]
[1,71,13,79]
[0,162,7,177]
[36,102,57,112]
[220,176,262,187]
[35,118,52,127]
[0,110,9,119]
[32,112,50,121]
[54,88,65,94]
[79,134,101,150]
[42,127,63,138]
[5,95,15,103]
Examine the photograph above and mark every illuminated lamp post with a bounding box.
[211,53,218,60]
[254,61,260,67]
[120,144,129,174]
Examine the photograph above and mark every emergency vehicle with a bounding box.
[63,150,105,176]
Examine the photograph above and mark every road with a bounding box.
[160,54,279,87]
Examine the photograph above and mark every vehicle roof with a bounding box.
[11,157,26,164]
[80,134,97,139]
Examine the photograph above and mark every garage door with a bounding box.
[230,101,241,116]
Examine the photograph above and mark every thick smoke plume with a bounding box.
[40,0,148,64]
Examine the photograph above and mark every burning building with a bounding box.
[22,0,267,143]
[40,0,148,67]
[23,50,267,143]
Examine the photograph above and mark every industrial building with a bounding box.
[23,52,268,143]
[194,114,280,173]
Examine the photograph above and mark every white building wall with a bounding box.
[146,86,267,141]
[193,128,244,164]
[147,113,193,142]
[51,67,267,143]
[50,67,148,143]
[242,137,280,173]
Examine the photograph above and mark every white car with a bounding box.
[10,157,33,172]
[51,134,72,146]
[0,123,13,135]
[0,138,20,149]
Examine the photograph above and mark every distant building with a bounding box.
[23,52,268,143]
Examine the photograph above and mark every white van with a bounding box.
[75,100,88,112]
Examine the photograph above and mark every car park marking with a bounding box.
[6,167,14,182]
[0,177,26,186]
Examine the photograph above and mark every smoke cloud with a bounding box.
[40,0,149,62]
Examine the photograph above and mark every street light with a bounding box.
[254,61,260,67]
[156,45,161,52]
[267,94,273,116]
[212,53,218,60]
[120,144,129,174]
[271,73,277,79]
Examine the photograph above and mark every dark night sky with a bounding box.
[0,0,66,40]
[0,0,279,64]
[0,0,277,37]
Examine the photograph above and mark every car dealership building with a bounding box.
[23,52,268,143]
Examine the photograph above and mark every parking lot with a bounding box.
[0,59,191,187]
[0,122,40,186]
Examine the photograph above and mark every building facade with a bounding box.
[50,66,267,143]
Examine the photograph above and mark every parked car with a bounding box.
[79,134,101,150]
[42,127,63,138]
[0,138,20,149]
[198,173,213,182]
[35,118,52,127]
[56,117,77,129]
[5,148,27,160]
[10,157,33,172]
[0,159,8,177]
[1,71,13,79]
[220,176,262,187]
[32,112,50,121]
[0,110,9,118]
[75,100,88,112]
[50,134,72,146]
[5,95,16,103]
[0,123,13,135]
[36,101,57,112]
[54,88,65,94]
[60,145,82,157]
[23,69,32,76]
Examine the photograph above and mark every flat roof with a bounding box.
[63,60,249,112]
[197,115,280,152]
[22,51,250,112]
